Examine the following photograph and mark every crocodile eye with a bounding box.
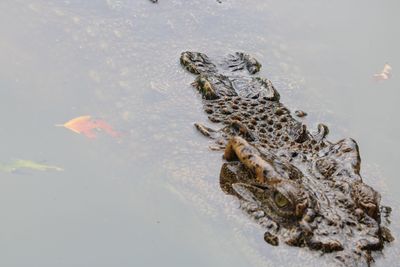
[274,192,289,208]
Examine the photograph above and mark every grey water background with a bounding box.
[0,0,399,266]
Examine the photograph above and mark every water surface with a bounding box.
[0,1,399,266]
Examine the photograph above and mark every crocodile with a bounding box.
[180,51,393,266]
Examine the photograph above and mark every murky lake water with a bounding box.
[1,1,399,266]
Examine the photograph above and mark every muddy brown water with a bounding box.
[0,1,399,266]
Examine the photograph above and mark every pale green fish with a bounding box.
[0,160,64,173]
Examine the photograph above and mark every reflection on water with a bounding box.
[0,0,399,266]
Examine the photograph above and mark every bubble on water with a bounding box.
[86,26,96,37]
[71,16,80,24]
[119,67,130,76]
[106,0,123,10]
[113,30,123,38]
[28,3,41,12]
[53,8,64,16]
[99,41,109,50]
[89,70,101,83]
[118,80,129,88]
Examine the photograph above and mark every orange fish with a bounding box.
[373,63,392,81]
[56,115,120,139]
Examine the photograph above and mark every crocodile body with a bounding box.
[180,51,393,266]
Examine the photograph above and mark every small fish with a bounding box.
[0,159,63,173]
[56,115,120,139]
[373,63,392,81]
